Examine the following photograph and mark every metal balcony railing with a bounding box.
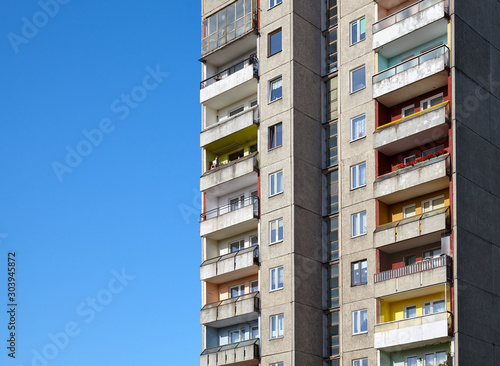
[200,55,258,89]
[201,338,259,355]
[373,45,449,83]
[201,196,259,221]
[373,0,448,33]
[202,291,260,311]
[374,255,451,283]
[375,100,449,131]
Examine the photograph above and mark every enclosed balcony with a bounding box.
[373,0,449,52]
[201,56,258,110]
[374,101,449,156]
[201,339,259,366]
[200,246,259,283]
[201,292,259,328]
[374,153,450,205]
[373,45,449,107]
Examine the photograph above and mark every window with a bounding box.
[327,0,337,27]
[230,284,245,298]
[402,105,415,117]
[353,359,368,366]
[421,195,445,213]
[270,314,284,338]
[268,28,282,56]
[351,260,367,286]
[404,305,417,319]
[229,106,244,117]
[230,239,245,252]
[251,326,259,339]
[352,309,367,334]
[229,195,245,211]
[351,211,367,237]
[350,66,366,93]
[269,77,282,102]
[406,356,418,366]
[326,28,338,73]
[422,144,445,157]
[350,17,366,45]
[271,363,284,366]
[351,163,366,189]
[328,218,339,262]
[269,171,283,196]
[423,248,441,259]
[229,329,244,343]
[326,122,338,167]
[269,123,283,149]
[328,263,339,308]
[228,149,244,162]
[404,255,416,266]
[328,311,340,357]
[404,155,416,164]
[270,218,284,244]
[423,299,445,315]
[250,235,259,247]
[251,280,258,293]
[424,351,447,366]
[350,114,366,141]
[326,77,338,121]
[421,93,443,110]
[269,0,282,9]
[403,204,416,218]
[270,266,284,291]
[327,171,339,215]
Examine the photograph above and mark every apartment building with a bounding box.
[198,1,500,365]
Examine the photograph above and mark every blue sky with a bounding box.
[1,1,201,364]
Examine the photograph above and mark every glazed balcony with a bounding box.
[201,56,258,110]
[201,292,259,328]
[375,207,449,251]
[373,45,449,107]
[374,255,451,297]
[374,153,450,205]
[200,246,259,283]
[373,0,449,51]
[374,311,452,351]
[374,101,450,156]
[201,339,259,366]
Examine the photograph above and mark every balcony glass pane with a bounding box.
[436,351,447,364]
[434,300,445,313]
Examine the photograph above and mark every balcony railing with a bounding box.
[373,45,449,83]
[201,196,259,221]
[375,255,450,283]
[373,0,447,33]
[202,291,259,311]
[375,100,449,131]
[201,55,258,89]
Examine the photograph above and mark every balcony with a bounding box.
[374,101,449,156]
[200,246,259,283]
[201,292,259,328]
[374,256,451,297]
[375,207,449,251]
[374,153,450,205]
[201,56,258,110]
[374,311,452,351]
[373,0,449,51]
[201,339,259,366]
[373,46,449,107]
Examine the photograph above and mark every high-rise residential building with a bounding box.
[197,0,500,365]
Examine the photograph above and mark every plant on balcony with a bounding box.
[396,150,447,170]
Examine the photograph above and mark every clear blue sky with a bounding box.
[1,1,201,364]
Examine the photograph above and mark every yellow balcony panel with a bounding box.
[374,102,449,155]
[374,311,452,351]
[374,207,450,252]
[201,107,258,148]
[200,339,260,366]
[201,292,259,328]
[373,0,449,52]
[200,246,259,284]
[374,154,450,205]
[373,46,449,108]
[374,256,451,298]
[376,0,415,9]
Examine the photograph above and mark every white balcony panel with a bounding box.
[373,103,449,155]
[200,341,259,366]
[200,247,258,283]
[374,312,451,351]
[201,294,259,328]
[201,108,257,148]
[201,153,258,193]
[374,154,450,205]
[201,65,257,110]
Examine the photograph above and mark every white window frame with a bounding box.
[350,162,366,189]
[229,239,245,252]
[350,17,366,45]
[402,104,415,118]
[229,329,244,343]
[405,355,418,366]
[229,284,245,298]
[269,266,284,292]
[350,114,366,142]
[424,351,447,366]
[402,204,416,218]
[268,0,282,9]
[403,154,416,164]
[421,195,445,213]
[269,171,284,197]
[270,314,284,339]
[271,363,284,366]
[404,304,417,319]
[250,235,259,247]
[250,326,259,339]
[351,211,367,238]
[352,309,368,335]
[269,218,284,244]
[423,298,446,315]
[420,93,443,110]
[423,247,441,259]
[229,195,245,211]
[353,359,368,366]
[229,105,244,117]
[250,280,259,293]
[269,76,283,103]
[350,66,366,93]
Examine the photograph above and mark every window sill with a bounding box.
[269,240,283,246]
[351,233,367,239]
[268,50,282,57]
[269,287,284,293]
[350,38,366,47]
[350,184,367,191]
[269,336,284,340]
[350,135,366,143]
[352,331,368,336]
[269,191,283,198]
[268,97,283,104]
[351,283,367,287]
[350,86,366,95]
[268,145,283,152]
[268,2,282,10]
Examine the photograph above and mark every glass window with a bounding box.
[351,211,367,237]
[351,163,366,189]
[404,155,416,164]
[269,0,282,9]
[270,266,284,291]
[353,359,368,366]
[230,195,245,211]
[350,114,366,141]
[352,260,367,286]
[422,195,445,213]
[423,248,441,259]
[326,122,338,167]
[327,0,337,28]
[406,356,418,366]
[326,28,338,73]
[326,77,338,121]
[269,28,282,56]
[424,299,446,315]
[251,326,259,339]
[230,239,245,252]
[402,105,415,117]
[269,123,283,149]
[271,363,284,366]
[403,204,416,218]
[350,66,366,93]
[328,217,339,261]
[251,280,258,293]
[269,171,283,196]
[329,311,340,357]
[270,314,284,338]
[230,284,245,298]
[421,94,444,110]
[270,77,283,102]
[350,17,366,45]
[405,305,417,319]
[229,330,242,343]
[270,218,284,244]
[328,170,339,215]
[250,235,259,247]
[422,144,445,158]
[352,309,367,334]
[328,263,339,308]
